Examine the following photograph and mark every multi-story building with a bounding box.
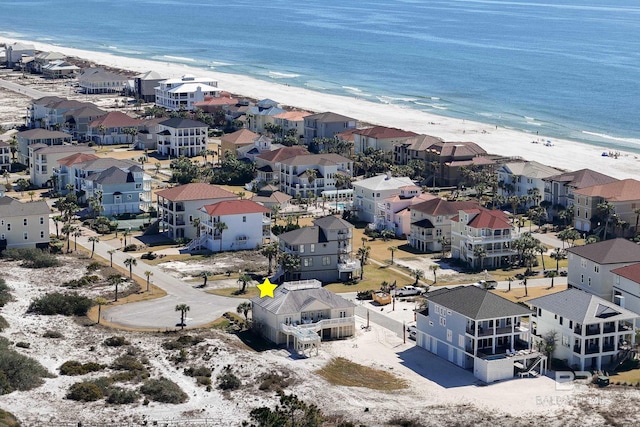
[408,198,478,252]
[450,207,518,270]
[154,74,221,111]
[611,263,640,315]
[191,200,270,252]
[376,191,437,237]
[278,153,353,199]
[16,129,73,166]
[156,183,238,240]
[528,288,637,371]
[572,179,640,235]
[53,152,100,192]
[156,118,208,158]
[0,196,50,251]
[543,168,618,209]
[566,238,640,301]
[219,129,260,160]
[5,42,35,67]
[351,173,415,224]
[416,286,545,383]
[303,112,357,143]
[81,165,151,215]
[78,68,129,94]
[276,215,360,283]
[0,141,10,171]
[496,161,563,207]
[251,279,355,356]
[246,99,285,134]
[133,70,164,102]
[353,126,417,154]
[273,111,311,139]
[87,112,143,145]
[29,144,95,188]
[254,146,309,185]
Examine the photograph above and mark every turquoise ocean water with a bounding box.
[1,0,639,151]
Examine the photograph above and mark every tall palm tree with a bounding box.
[175,304,190,330]
[62,224,76,253]
[107,249,116,267]
[357,246,371,280]
[429,264,440,284]
[108,274,123,302]
[413,269,424,286]
[88,236,100,258]
[52,215,63,238]
[236,302,252,322]
[388,246,397,265]
[550,248,564,272]
[122,229,130,247]
[95,297,107,324]
[144,270,153,292]
[214,221,228,252]
[192,217,201,239]
[97,124,107,146]
[124,257,137,279]
[473,246,487,271]
[536,243,547,271]
[260,243,279,275]
[547,270,558,288]
[278,252,301,281]
[597,201,615,240]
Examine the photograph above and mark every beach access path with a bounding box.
[0,77,50,99]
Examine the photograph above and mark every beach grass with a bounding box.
[316,357,408,391]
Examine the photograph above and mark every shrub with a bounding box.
[0,408,20,427]
[217,365,241,390]
[140,377,188,404]
[0,315,8,332]
[0,338,53,394]
[196,376,212,386]
[0,278,12,307]
[28,292,94,316]
[43,330,63,339]
[62,275,99,288]
[89,376,115,394]
[59,361,105,376]
[86,262,102,272]
[258,373,292,392]
[109,370,149,383]
[107,386,139,404]
[15,342,30,349]
[1,248,61,268]
[184,366,211,378]
[66,382,103,401]
[111,355,145,372]
[104,336,129,347]
[140,251,157,260]
[162,335,204,350]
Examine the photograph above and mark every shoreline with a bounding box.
[2,36,640,181]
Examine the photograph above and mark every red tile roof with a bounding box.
[220,129,259,145]
[611,263,640,284]
[256,146,309,162]
[202,199,270,216]
[466,209,512,230]
[89,111,142,128]
[156,183,237,201]
[411,198,479,216]
[57,152,100,167]
[573,179,640,202]
[273,111,311,120]
[193,95,238,107]
[353,126,417,139]
[335,128,358,142]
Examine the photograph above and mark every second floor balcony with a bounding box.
[338,259,360,273]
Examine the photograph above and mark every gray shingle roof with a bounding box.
[312,215,352,231]
[0,197,50,217]
[528,288,638,324]
[251,284,355,315]
[423,286,532,320]
[566,238,640,264]
[86,166,136,185]
[159,118,208,129]
[278,226,324,245]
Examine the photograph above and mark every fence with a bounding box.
[355,305,405,338]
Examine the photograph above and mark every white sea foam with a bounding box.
[268,71,300,79]
[161,55,196,62]
[582,131,640,145]
[342,86,362,93]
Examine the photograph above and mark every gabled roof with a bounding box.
[402,134,444,151]
[89,111,142,128]
[251,281,355,315]
[566,239,640,265]
[256,146,309,162]
[353,126,417,139]
[201,199,269,216]
[156,183,237,202]
[220,129,259,145]
[86,166,139,185]
[305,111,356,123]
[58,152,100,167]
[499,161,563,179]
[32,95,66,106]
[465,209,512,230]
[313,215,353,231]
[421,286,531,320]
[411,198,478,216]
[544,168,618,189]
[335,128,359,142]
[352,174,414,191]
[528,289,638,324]
[0,196,50,217]
[72,157,137,171]
[159,118,208,129]
[251,191,292,205]
[67,105,106,119]
[166,83,220,94]
[31,144,92,155]
[279,153,351,167]
[17,129,72,140]
[193,96,238,107]
[611,263,640,284]
[573,179,640,202]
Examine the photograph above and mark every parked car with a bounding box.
[407,325,417,340]
[474,280,498,290]
[393,286,423,297]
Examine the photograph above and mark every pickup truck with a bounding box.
[393,286,423,297]
[475,280,498,290]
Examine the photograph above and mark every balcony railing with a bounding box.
[338,260,360,273]
[574,325,583,335]
[585,345,600,354]
[585,326,601,336]
[603,343,615,352]
[603,324,616,334]
[573,345,581,354]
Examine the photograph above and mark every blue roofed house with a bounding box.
[251,279,356,356]
[81,164,151,215]
[246,99,285,134]
[416,286,547,383]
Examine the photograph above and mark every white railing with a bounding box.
[184,234,209,251]
[338,260,360,272]
[281,316,355,335]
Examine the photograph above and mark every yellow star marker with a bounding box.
[257,278,277,298]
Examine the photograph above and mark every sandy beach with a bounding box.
[2,36,640,182]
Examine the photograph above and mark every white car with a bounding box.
[393,286,423,297]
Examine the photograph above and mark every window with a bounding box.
[594,265,599,273]
[310,244,315,253]
[6,223,10,231]
[588,277,591,287]
[40,231,44,238]
[23,232,28,240]
[303,257,313,267]
[446,329,452,342]
[562,335,569,347]
[538,308,542,317]
[439,317,446,327]
[40,217,44,225]
[581,259,587,268]
[458,335,465,347]
[300,245,304,253]
[581,274,584,283]
[23,218,27,226]
[559,316,563,325]
[569,320,573,329]
[322,256,331,265]
[135,183,142,189]
[436,229,442,236]
[242,216,247,223]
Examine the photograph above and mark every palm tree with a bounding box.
[97,124,107,146]
[357,246,371,280]
[88,236,100,258]
[214,221,228,252]
[175,304,190,330]
[547,270,558,288]
[237,273,251,294]
[107,249,116,267]
[388,246,397,265]
[122,229,130,247]
[536,243,547,271]
[108,274,123,302]
[61,224,75,253]
[94,297,107,324]
[9,134,18,162]
[199,271,212,288]
[413,269,424,286]
[236,302,252,322]
[522,276,528,297]
[597,201,615,240]
[124,257,137,279]
[437,236,449,259]
[260,243,279,275]
[429,264,440,284]
[550,248,564,272]
[507,276,514,292]
[361,237,367,247]
[72,229,82,252]
[473,246,487,271]
[144,270,153,292]
[52,215,63,238]
[27,190,35,201]
[278,252,301,281]
[192,217,201,239]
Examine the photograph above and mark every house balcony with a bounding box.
[618,321,633,332]
[603,343,616,352]
[337,231,352,240]
[603,323,616,334]
[338,260,360,273]
[585,325,601,336]
[281,316,355,334]
[573,345,582,354]
[585,345,600,355]
[574,324,583,335]
[461,234,517,244]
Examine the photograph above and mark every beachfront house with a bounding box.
[416,286,546,383]
[408,198,478,253]
[303,112,357,144]
[251,279,356,356]
[353,126,417,154]
[278,153,353,199]
[275,215,360,283]
[154,74,221,111]
[0,196,50,251]
[87,111,143,145]
[5,42,35,68]
[246,99,285,134]
[496,161,563,207]
[156,118,208,158]
[78,68,129,94]
[543,168,618,209]
[156,183,238,240]
[273,111,311,139]
[566,238,640,302]
[351,173,416,224]
[528,288,637,371]
[133,70,164,102]
[41,60,80,79]
[29,144,95,188]
[190,199,270,252]
[16,128,73,166]
[572,179,640,236]
[450,207,518,270]
[611,263,640,315]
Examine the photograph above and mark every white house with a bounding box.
[528,288,637,371]
[29,144,95,188]
[195,199,271,252]
[154,74,221,111]
[351,173,416,224]
[278,153,353,199]
[0,196,50,250]
[251,279,355,356]
[78,68,129,94]
[497,161,562,207]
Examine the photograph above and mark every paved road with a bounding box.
[0,78,51,99]
[73,228,244,330]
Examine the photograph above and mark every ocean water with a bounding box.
[1,0,640,151]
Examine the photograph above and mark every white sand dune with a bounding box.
[2,36,639,181]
